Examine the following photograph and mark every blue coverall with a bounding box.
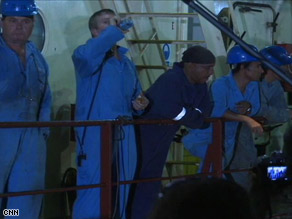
[256,79,290,154]
[0,34,51,218]
[131,62,212,219]
[72,26,142,219]
[258,79,290,124]
[183,72,260,189]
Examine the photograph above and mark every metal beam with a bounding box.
[182,0,292,86]
[119,12,198,17]
[128,39,205,44]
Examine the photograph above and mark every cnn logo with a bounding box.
[3,209,19,216]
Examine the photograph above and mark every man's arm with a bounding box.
[179,87,212,129]
[72,26,124,78]
[211,78,263,134]
[37,60,52,138]
[146,73,211,129]
[223,110,263,135]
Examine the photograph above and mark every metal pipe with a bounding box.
[202,119,224,177]
[119,12,198,17]
[101,123,113,219]
[128,39,205,44]
[182,0,292,86]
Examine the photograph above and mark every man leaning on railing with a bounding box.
[131,45,216,219]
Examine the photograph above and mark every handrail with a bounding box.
[0,119,177,128]
[0,118,223,218]
[0,117,221,128]
[0,116,277,218]
[182,0,292,86]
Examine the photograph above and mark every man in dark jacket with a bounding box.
[131,46,216,219]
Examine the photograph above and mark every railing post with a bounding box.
[101,123,113,219]
[202,119,224,177]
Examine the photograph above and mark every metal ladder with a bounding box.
[100,0,206,87]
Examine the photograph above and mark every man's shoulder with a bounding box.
[159,66,184,81]
[212,75,230,88]
[73,41,88,53]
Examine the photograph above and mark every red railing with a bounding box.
[0,118,224,218]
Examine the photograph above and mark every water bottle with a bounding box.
[120,18,134,31]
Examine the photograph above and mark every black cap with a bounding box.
[182,46,215,64]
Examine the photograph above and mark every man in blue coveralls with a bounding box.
[183,45,264,191]
[256,45,292,154]
[131,45,216,219]
[72,9,148,219]
[0,0,52,218]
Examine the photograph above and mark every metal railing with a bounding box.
[0,118,224,218]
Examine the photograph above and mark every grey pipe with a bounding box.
[182,0,292,86]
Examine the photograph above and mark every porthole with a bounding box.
[0,11,46,52]
[30,11,46,52]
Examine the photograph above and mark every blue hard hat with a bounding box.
[260,45,292,66]
[0,0,38,16]
[227,45,259,64]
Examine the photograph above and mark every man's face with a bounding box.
[245,61,264,81]
[92,13,115,38]
[2,16,34,45]
[270,64,290,81]
[185,63,215,84]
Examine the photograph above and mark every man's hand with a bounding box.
[245,117,264,135]
[236,101,252,115]
[132,93,149,111]
[109,16,120,26]
[109,16,130,34]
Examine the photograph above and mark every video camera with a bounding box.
[257,152,292,184]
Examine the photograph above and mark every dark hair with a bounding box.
[232,62,252,74]
[150,178,254,219]
[182,45,215,64]
[1,15,34,20]
[88,9,115,31]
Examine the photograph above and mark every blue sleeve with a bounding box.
[38,72,52,122]
[31,51,52,122]
[130,61,143,101]
[211,79,229,117]
[72,25,124,78]
[146,74,211,129]
[179,89,212,129]
[38,60,52,137]
[129,61,144,115]
[146,74,186,119]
